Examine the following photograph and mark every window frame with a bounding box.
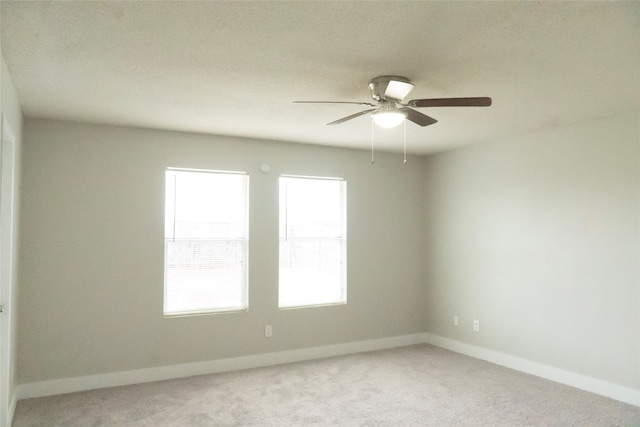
[163,167,249,317]
[278,174,347,309]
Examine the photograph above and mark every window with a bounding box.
[164,169,249,315]
[279,175,347,308]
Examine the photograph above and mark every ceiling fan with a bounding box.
[295,76,492,129]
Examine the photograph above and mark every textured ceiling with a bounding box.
[1,1,639,154]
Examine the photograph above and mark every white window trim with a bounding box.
[163,168,249,317]
[278,175,347,309]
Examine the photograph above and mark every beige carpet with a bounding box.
[12,344,640,426]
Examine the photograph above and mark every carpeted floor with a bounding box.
[12,344,640,426]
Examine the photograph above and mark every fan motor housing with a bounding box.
[368,76,413,101]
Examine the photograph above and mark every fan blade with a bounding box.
[327,109,376,125]
[408,97,492,108]
[402,108,438,127]
[294,101,376,107]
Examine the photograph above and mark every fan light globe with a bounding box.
[372,110,406,128]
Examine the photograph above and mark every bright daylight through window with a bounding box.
[164,169,249,315]
[279,176,347,308]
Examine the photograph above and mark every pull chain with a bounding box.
[403,120,407,165]
[370,118,375,165]
[370,119,407,165]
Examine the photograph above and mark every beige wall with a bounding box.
[18,118,427,383]
[423,113,640,388]
[16,112,640,393]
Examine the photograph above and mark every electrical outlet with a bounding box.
[265,325,273,338]
[453,316,459,327]
[473,320,480,332]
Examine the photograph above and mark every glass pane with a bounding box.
[167,170,248,240]
[280,178,344,238]
[279,238,345,307]
[165,240,246,313]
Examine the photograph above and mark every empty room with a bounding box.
[1,1,639,426]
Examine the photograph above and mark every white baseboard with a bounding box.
[424,333,640,407]
[15,332,640,408]
[16,333,426,400]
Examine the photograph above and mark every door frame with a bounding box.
[0,115,17,427]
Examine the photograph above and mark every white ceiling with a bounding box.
[1,1,639,155]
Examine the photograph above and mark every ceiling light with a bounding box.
[372,110,406,128]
